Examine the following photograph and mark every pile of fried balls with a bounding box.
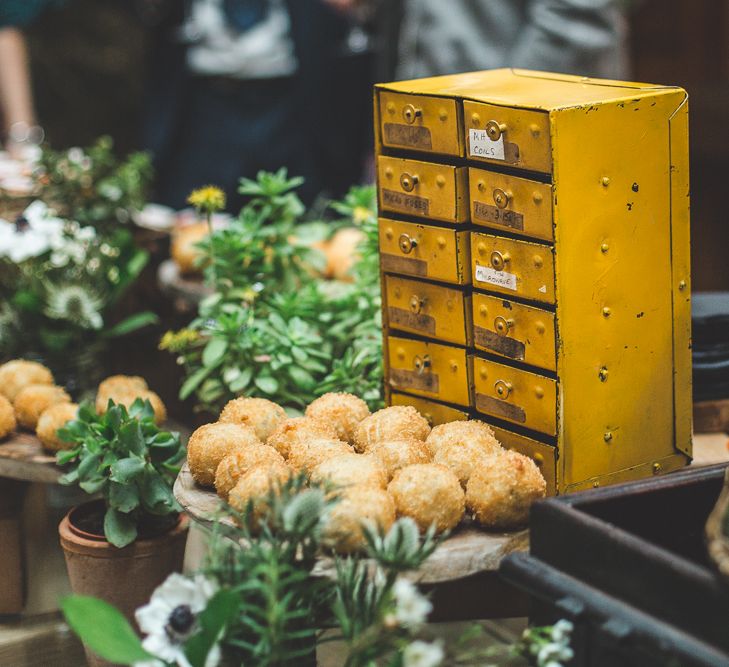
[0,359,167,451]
[187,393,547,553]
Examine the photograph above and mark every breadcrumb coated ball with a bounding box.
[433,439,500,489]
[187,422,262,487]
[310,453,387,490]
[287,437,354,475]
[367,438,431,481]
[353,406,431,453]
[219,397,287,442]
[322,485,396,554]
[0,360,54,402]
[305,392,370,443]
[425,420,501,458]
[96,386,167,425]
[466,450,546,530]
[36,402,78,452]
[0,394,16,439]
[228,461,292,529]
[171,222,208,275]
[215,445,286,500]
[388,463,464,534]
[14,384,71,430]
[266,417,338,459]
[97,375,147,397]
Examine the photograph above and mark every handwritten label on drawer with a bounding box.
[382,189,430,216]
[383,123,433,150]
[475,393,526,424]
[473,202,525,231]
[389,369,440,394]
[469,129,505,160]
[388,307,437,335]
[474,326,526,360]
[381,254,428,277]
[475,264,517,291]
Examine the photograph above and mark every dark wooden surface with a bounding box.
[0,434,60,484]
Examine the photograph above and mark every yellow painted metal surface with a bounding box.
[375,68,692,494]
[378,91,462,156]
[468,168,553,241]
[472,356,558,436]
[471,232,555,304]
[378,218,471,285]
[384,275,471,346]
[387,335,471,407]
[472,293,556,371]
[377,155,468,223]
[390,391,469,425]
[491,425,557,496]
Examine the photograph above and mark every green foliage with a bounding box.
[34,135,153,230]
[165,175,383,413]
[57,399,185,547]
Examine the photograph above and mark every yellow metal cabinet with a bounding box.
[377,155,468,224]
[384,275,472,346]
[386,335,471,407]
[378,218,471,285]
[375,68,692,493]
[389,391,469,425]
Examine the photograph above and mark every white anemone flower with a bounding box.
[0,200,67,263]
[134,574,220,667]
[402,640,444,667]
[392,578,432,628]
[44,284,104,329]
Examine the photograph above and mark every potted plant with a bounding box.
[56,398,187,665]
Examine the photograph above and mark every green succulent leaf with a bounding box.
[104,507,137,548]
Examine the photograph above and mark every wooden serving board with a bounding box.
[0,433,61,484]
[173,463,529,584]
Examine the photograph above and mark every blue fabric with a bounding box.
[222,0,268,32]
[0,0,61,27]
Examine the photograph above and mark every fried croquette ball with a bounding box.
[0,395,16,439]
[14,384,71,430]
[310,453,387,490]
[187,422,262,487]
[215,445,286,500]
[96,387,167,425]
[219,397,287,442]
[97,375,147,399]
[433,439,502,489]
[287,437,354,475]
[228,461,292,529]
[353,406,431,453]
[324,227,366,281]
[266,417,338,459]
[388,464,464,533]
[425,420,501,458]
[305,392,370,443]
[466,450,546,529]
[367,438,431,481]
[322,485,396,554]
[36,402,78,452]
[0,360,54,402]
[171,222,208,275]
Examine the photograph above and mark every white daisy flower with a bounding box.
[134,574,220,667]
[402,640,444,667]
[392,578,432,628]
[550,619,574,643]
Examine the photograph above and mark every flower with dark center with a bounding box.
[14,215,30,233]
[166,604,196,639]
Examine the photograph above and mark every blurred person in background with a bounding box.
[142,0,375,210]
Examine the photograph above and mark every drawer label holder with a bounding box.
[475,264,518,291]
[473,201,525,231]
[384,123,433,150]
[382,189,430,216]
[475,392,526,424]
[381,253,428,277]
[474,326,526,360]
[388,307,437,335]
[389,368,440,394]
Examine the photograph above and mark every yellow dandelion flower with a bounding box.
[187,185,226,214]
[353,205,373,224]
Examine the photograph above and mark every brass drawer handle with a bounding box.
[400,172,419,192]
[485,120,507,141]
[409,294,426,313]
[414,354,432,374]
[494,316,514,335]
[402,104,422,124]
[490,250,510,271]
[494,380,512,399]
[493,188,511,209]
[398,233,418,254]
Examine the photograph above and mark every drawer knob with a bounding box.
[490,250,510,271]
[400,172,419,192]
[494,380,513,399]
[494,316,514,335]
[486,120,507,141]
[409,294,426,313]
[493,188,511,209]
[414,354,432,374]
[398,233,418,254]
[402,104,422,124]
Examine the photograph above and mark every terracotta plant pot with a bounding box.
[59,500,188,667]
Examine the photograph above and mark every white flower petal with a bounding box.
[135,600,173,635]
